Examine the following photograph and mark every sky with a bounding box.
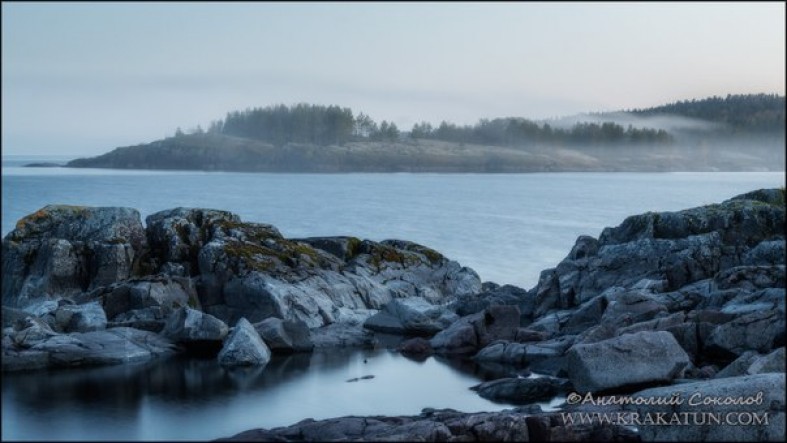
[2,2,785,156]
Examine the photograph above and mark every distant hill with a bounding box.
[66,94,785,173]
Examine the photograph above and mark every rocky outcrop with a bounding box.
[2,204,483,370]
[532,189,784,316]
[142,208,482,327]
[499,189,786,375]
[2,205,145,308]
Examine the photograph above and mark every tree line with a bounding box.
[171,94,783,147]
[629,93,785,133]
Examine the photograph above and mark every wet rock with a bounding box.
[218,318,271,367]
[567,331,691,393]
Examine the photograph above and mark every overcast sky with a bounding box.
[2,2,785,156]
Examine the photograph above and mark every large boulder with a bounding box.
[624,373,785,442]
[217,318,271,367]
[2,206,146,308]
[566,331,691,393]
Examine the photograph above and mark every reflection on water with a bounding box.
[2,350,520,441]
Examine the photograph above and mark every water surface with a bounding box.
[2,349,549,441]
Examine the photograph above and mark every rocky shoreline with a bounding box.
[2,188,785,441]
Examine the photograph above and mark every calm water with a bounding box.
[2,156,784,440]
[3,349,557,441]
[3,157,784,288]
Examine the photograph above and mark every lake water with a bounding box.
[3,157,784,289]
[2,156,784,440]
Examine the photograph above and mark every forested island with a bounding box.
[65,94,785,172]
